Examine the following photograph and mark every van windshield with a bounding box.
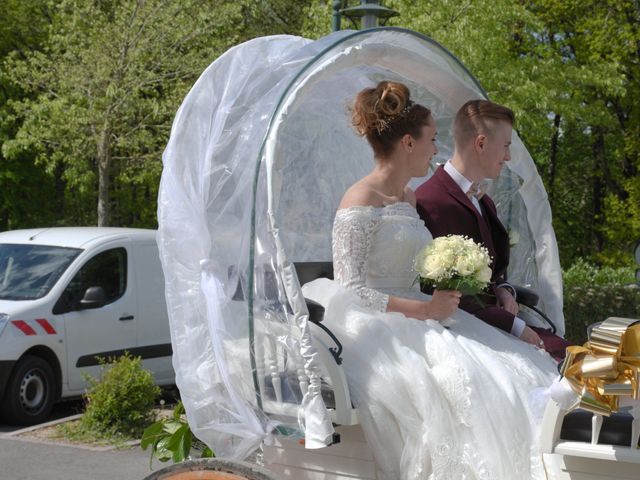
[0,244,82,300]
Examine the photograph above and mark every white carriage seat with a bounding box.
[262,262,377,480]
[245,261,358,428]
[540,398,640,480]
[296,262,359,427]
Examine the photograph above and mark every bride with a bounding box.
[302,81,559,479]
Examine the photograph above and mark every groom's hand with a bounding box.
[495,286,519,315]
[519,326,543,347]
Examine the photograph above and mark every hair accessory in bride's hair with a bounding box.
[376,100,415,134]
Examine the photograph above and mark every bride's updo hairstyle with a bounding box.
[352,81,432,157]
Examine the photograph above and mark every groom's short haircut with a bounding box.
[454,100,514,148]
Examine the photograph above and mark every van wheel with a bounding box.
[1,355,55,425]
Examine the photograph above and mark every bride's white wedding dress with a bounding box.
[302,202,558,480]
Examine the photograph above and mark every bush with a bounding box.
[562,259,640,345]
[563,258,636,285]
[81,353,161,438]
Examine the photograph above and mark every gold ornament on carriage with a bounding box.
[561,317,640,416]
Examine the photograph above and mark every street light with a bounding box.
[332,0,400,32]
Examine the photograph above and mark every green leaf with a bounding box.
[140,422,164,450]
[201,446,214,458]
[162,420,184,435]
[154,436,174,462]
[182,428,192,461]
[166,424,190,463]
[172,401,185,419]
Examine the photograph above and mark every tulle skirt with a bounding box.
[302,278,558,480]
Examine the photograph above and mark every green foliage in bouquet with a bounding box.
[423,274,489,296]
[414,235,492,295]
[563,259,639,345]
[141,401,214,465]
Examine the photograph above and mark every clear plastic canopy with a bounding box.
[157,27,564,460]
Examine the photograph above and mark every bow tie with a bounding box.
[466,181,488,200]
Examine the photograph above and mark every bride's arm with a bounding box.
[387,292,460,321]
[333,208,459,321]
[332,208,390,313]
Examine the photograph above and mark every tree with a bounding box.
[0,0,60,230]
[3,0,313,227]
[2,0,637,263]
[383,0,638,266]
[4,0,243,226]
[528,0,639,265]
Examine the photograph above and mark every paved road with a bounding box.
[0,398,159,480]
[0,435,157,480]
[0,400,84,433]
[0,394,182,479]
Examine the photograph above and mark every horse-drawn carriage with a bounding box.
[153,28,639,479]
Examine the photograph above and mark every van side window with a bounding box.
[54,248,127,313]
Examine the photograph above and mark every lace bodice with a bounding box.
[332,202,432,312]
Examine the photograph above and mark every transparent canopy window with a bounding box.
[157,27,563,460]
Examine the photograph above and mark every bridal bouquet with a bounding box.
[414,235,492,295]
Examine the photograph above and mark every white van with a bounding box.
[0,227,174,425]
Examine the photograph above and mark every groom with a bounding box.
[415,99,569,359]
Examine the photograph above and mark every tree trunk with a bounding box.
[0,207,7,231]
[611,99,636,180]
[592,128,606,252]
[54,161,65,218]
[97,123,111,227]
[547,113,561,207]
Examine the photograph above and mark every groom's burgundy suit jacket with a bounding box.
[415,165,515,333]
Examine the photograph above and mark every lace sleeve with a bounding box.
[332,208,389,312]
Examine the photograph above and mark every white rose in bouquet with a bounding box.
[477,265,492,283]
[414,235,492,295]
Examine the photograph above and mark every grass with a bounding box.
[17,398,177,450]
[54,419,139,448]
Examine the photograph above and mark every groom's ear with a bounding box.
[474,133,487,152]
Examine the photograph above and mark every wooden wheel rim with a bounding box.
[158,472,250,480]
[142,459,280,480]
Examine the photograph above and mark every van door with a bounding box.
[131,242,173,384]
[56,246,138,391]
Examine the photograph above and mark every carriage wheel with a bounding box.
[142,459,281,480]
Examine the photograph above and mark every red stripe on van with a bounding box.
[11,320,37,336]
[36,318,57,335]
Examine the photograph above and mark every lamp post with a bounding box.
[332,0,342,32]
[332,0,400,32]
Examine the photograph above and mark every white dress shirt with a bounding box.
[443,161,483,214]
[442,161,526,338]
